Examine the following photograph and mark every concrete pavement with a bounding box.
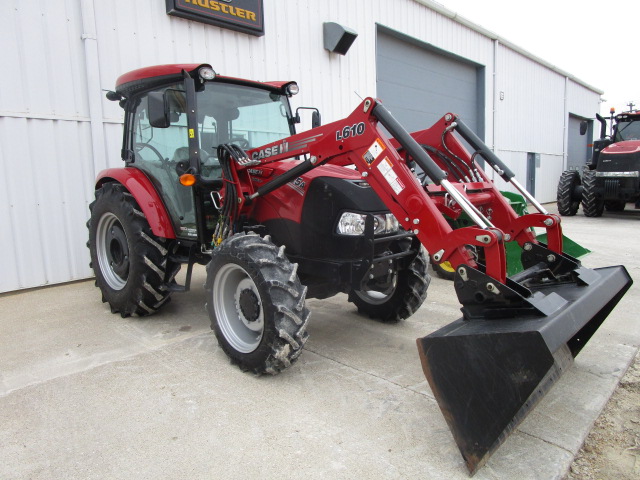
[1,205,638,479]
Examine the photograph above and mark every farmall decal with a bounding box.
[287,177,306,196]
[166,0,264,37]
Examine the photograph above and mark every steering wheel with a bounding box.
[135,143,167,164]
[231,137,250,150]
[201,155,223,179]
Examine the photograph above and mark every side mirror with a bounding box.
[148,92,170,128]
[294,107,322,128]
[579,120,588,135]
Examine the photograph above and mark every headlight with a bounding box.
[285,82,299,96]
[336,212,399,236]
[198,66,216,81]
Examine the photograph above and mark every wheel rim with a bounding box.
[354,273,398,305]
[213,263,264,353]
[96,212,129,290]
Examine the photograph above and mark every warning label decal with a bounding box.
[377,157,405,194]
[363,138,385,165]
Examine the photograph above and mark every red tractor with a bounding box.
[89,64,631,474]
[557,109,640,216]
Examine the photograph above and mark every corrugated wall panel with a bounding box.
[0,0,89,119]
[496,46,566,154]
[567,80,599,118]
[0,0,601,291]
[0,118,95,292]
[0,0,95,292]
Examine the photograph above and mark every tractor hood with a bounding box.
[601,140,640,155]
[598,140,640,173]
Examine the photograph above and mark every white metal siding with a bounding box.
[491,44,593,201]
[0,0,601,292]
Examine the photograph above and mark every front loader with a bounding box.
[88,64,632,474]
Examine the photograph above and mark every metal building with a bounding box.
[0,0,602,293]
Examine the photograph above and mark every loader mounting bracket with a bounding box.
[454,264,569,320]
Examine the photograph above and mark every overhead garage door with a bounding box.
[376,30,483,138]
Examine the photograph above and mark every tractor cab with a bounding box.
[109,64,298,242]
[613,112,640,142]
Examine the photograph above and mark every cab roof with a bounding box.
[115,63,293,97]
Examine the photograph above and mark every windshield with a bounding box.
[197,82,293,157]
[614,120,640,142]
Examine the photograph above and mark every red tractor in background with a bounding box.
[88,64,631,474]
[557,108,640,216]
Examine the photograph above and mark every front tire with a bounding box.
[581,170,604,217]
[556,170,581,216]
[349,250,430,323]
[206,233,310,375]
[87,183,179,317]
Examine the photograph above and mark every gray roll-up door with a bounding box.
[376,29,483,137]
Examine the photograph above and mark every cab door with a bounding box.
[128,86,198,240]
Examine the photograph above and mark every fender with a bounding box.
[95,167,176,239]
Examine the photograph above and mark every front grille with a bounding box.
[598,152,640,171]
[604,179,619,197]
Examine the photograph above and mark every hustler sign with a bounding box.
[166,0,264,36]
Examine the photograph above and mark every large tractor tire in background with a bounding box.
[348,250,430,323]
[581,169,605,217]
[206,233,310,375]
[88,183,179,317]
[556,170,581,216]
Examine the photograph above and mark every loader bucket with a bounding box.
[417,264,632,475]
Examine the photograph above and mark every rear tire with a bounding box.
[206,233,309,375]
[556,170,581,216]
[349,250,430,323]
[581,170,604,217]
[88,183,179,317]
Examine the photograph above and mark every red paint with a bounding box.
[95,168,176,239]
[116,63,292,93]
[602,140,640,155]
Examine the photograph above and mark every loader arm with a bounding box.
[221,97,632,474]
[236,98,560,286]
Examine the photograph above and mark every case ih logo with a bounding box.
[166,0,264,37]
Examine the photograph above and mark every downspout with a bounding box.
[80,0,107,175]
[492,38,498,181]
[563,76,569,170]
